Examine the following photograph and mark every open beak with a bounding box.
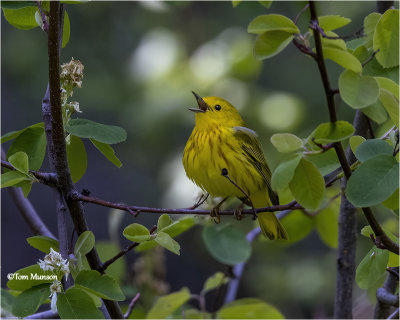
[189,91,208,113]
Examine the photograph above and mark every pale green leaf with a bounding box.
[147,288,191,319]
[259,1,272,9]
[289,158,325,211]
[7,126,47,171]
[373,9,399,68]
[271,154,302,191]
[90,139,122,168]
[8,151,29,174]
[307,148,340,176]
[1,122,44,144]
[315,197,339,248]
[27,236,59,253]
[1,171,29,188]
[349,135,366,154]
[202,272,228,294]
[364,12,381,49]
[74,231,95,256]
[61,10,70,48]
[270,133,303,153]
[362,100,388,124]
[2,6,39,29]
[339,70,380,109]
[346,154,399,207]
[217,298,284,319]
[323,47,362,72]
[318,15,351,32]
[123,223,152,243]
[248,14,299,34]
[379,89,399,127]
[280,209,314,245]
[321,31,346,51]
[7,265,58,292]
[382,188,399,210]
[313,121,354,144]
[155,232,180,255]
[356,246,389,289]
[254,30,293,60]
[157,214,173,231]
[375,77,399,99]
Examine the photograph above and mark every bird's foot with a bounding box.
[210,207,221,224]
[234,204,245,221]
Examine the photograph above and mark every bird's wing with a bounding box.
[233,126,279,205]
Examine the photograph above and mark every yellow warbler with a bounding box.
[183,92,288,240]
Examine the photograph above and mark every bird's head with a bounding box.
[189,91,245,128]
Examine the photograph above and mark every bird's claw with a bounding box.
[210,207,221,224]
[234,206,245,221]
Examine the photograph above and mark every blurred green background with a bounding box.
[2,1,397,318]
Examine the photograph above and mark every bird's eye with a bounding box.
[215,105,221,111]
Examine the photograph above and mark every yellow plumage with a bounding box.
[183,93,288,240]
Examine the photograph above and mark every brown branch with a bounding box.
[47,2,123,318]
[124,293,141,319]
[374,267,399,318]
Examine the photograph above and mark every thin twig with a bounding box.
[294,3,309,24]
[124,293,141,319]
[387,308,400,320]
[362,49,380,67]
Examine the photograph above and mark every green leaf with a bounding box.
[8,151,29,174]
[364,12,381,49]
[1,122,44,144]
[1,170,29,188]
[321,31,346,51]
[382,188,399,210]
[279,209,314,244]
[82,242,126,284]
[232,1,241,7]
[379,89,399,127]
[65,118,127,144]
[2,6,39,30]
[248,14,299,34]
[147,288,191,319]
[18,180,33,198]
[57,287,104,319]
[27,236,59,253]
[318,15,351,32]
[7,126,47,171]
[75,270,125,301]
[1,1,36,9]
[157,214,173,231]
[349,135,366,154]
[74,231,95,256]
[202,224,251,265]
[217,298,284,319]
[61,10,70,48]
[259,1,272,9]
[202,272,228,294]
[66,135,87,183]
[155,232,180,255]
[1,289,16,316]
[315,197,339,248]
[306,149,340,176]
[136,216,196,252]
[90,139,122,168]
[355,139,393,162]
[12,284,50,318]
[323,47,362,73]
[361,100,388,124]
[7,264,58,292]
[271,154,302,191]
[123,223,152,243]
[339,70,380,109]
[363,58,399,83]
[254,31,293,60]
[289,158,325,211]
[375,77,399,99]
[388,251,399,267]
[313,121,354,144]
[270,133,303,153]
[356,246,389,289]
[346,154,399,207]
[373,9,399,68]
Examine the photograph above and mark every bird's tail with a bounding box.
[251,190,288,240]
[257,212,288,240]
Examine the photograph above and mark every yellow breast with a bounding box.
[183,126,265,198]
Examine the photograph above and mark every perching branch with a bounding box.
[47,2,123,318]
[374,267,399,318]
